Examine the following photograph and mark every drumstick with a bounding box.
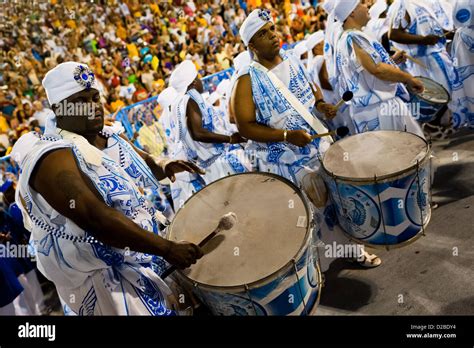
[393,48,427,69]
[334,91,353,110]
[442,30,454,37]
[161,212,238,279]
[311,126,349,140]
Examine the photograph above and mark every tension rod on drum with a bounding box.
[374,175,389,251]
[244,284,258,316]
[416,160,426,237]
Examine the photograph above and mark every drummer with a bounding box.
[12,62,204,315]
[170,60,252,186]
[333,0,425,137]
[232,9,382,268]
[388,0,458,134]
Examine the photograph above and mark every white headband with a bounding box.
[239,9,274,46]
[42,62,98,106]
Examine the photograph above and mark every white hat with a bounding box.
[42,62,98,105]
[294,40,309,57]
[334,0,360,22]
[158,87,179,110]
[239,9,274,46]
[321,0,337,14]
[306,30,325,51]
[369,0,387,20]
[169,60,198,93]
[454,0,474,27]
[233,51,252,72]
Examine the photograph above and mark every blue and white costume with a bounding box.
[244,49,332,183]
[13,130,176,316]
[306,30,356,136]
[334,29,424,137]
[157,87,205,210]
[450,2,474,128]
[174,88,251,186]
[365,0,389,43]
[388,0,458,93]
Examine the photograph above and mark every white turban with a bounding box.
[239,9,274,46]
[42,62,98,106]
[321,0,337,14]
[233,51,252,72]
[334,0,360,22]
[454,0,474,27]
[306,30,325,51]
[306,30,325,69]
[294,40,309,57]
[158,87,179,110]
[169,60,198,93]
[369,0,387,19]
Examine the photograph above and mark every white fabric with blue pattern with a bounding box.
[388,0,458,93]
[451,26,474,128]
[244,49,332,184]
[174,89,251,185]
[334,29,424,137]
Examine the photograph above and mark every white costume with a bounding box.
[451,0,474,128]
[333,1,424,137]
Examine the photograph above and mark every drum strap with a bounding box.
[250,61,333,144]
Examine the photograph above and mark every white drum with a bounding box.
[167,173,321,316]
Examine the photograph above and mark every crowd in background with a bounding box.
[0,0,338,159]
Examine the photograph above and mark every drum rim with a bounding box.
[167,172,315,292]
[408,76,451,105]
[321,131,432,184]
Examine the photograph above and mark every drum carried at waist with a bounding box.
[167,172,321,316]
[321,131,432,249]
[408,76,450,123]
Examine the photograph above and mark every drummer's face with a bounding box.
[249,22,280,60]
[352,4,370,27]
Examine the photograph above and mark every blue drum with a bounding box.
[321,131,432,249]
[167,173,321,316]
[408,76,450,123]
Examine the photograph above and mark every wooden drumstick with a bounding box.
[161,212,238,279]
[393,48,428,69]
[311,126,349,140]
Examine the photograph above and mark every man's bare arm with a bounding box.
[30,148,202,267]
[186,99,232,143]
[353,42,413,83]
[232,75,312,147]
[232,75,285,142]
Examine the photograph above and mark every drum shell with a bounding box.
[321,140,432,248]
[174,232,321,316]
[408,76,450,123]
[167,173,322,316]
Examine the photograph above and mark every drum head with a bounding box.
[322,131,428,181]
[413,76,450,104]
[167,173,310,288]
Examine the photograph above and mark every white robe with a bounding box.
[451,26,474,128]
[334,29,424,138]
